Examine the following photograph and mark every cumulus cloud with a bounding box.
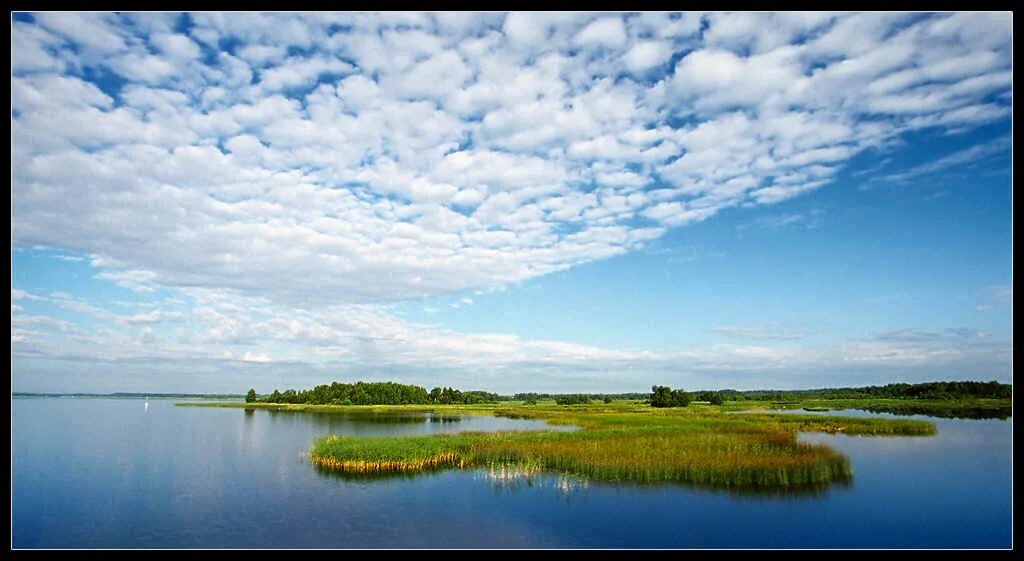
[12,13,1011,308]
[573,17,628,49]
[623,40,673,73]
[10,12,1013,389]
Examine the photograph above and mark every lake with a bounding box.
[11,397,1012,548]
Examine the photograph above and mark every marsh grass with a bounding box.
[308,406,935,491]
[734,413,937,436]
[181,399,943,491]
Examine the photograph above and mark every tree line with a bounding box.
[713,380,1011,401]
[245,381,502,405]
[553,394,593,405]
[244,379,1010,406]
[515,392,649,402]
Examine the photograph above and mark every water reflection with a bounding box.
[855,405,1011,420]
[257,409,462,426]
[312,464,451,482]
[472,464,846,499]
[312,454,852,498]
[478,466,588,496]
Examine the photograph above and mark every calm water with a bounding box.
[11,398,1012,548]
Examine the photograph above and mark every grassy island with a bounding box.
[303,402,935,492]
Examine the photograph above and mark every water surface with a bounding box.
[12,398,1012,548]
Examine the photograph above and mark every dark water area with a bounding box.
[11,398,1012,548]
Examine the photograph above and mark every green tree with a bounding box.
[669,389,691,407]
[651,385,690,408]
[245,388,257,403]
[651,385,673,407]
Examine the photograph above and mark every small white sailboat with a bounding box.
[144,397,149,411]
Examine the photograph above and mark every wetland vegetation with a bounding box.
[183,379,1008,493]
[304,402,935,491]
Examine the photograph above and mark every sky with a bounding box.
[10,12,1013,394]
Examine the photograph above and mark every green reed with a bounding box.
[308,405,935,491]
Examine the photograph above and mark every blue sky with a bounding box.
[11,12,1013,394]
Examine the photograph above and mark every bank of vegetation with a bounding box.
[307,402,936,492]
[243,380,1009,412]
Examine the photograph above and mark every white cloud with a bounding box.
[241,351,273,363]
[118,311,165,325]
[502,12,551,46]
[10,13,1012,389]
[573,17,627,50]
[34,12,128,57]
[623,40,673,73]
[256,56,353,93]
[234,42,285,64]
[106,52,178,84]
[11,286,1009,390]
[149,33,202,62]
[390,50,471,100]
[12,22,67,73]
[12,288,45,301]
[703,12,836,54]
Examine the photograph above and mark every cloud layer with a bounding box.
[13,12,1012,305]
[11,12,1013,390]
[12,285,1012,392]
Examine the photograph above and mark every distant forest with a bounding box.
[250,381,502,405]
[713,380,1012,401]
[647,380,1011,406]
[248,380,1010,406]
[521,381,1011,404]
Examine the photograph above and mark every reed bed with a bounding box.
[306,410,924,490]
[732,413,938,436]
[311,451,464,473]
[464,427,852,489]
